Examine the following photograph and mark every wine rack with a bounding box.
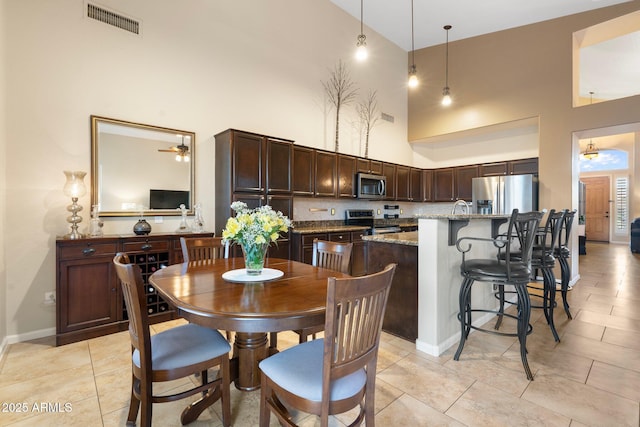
[124,251,171,319]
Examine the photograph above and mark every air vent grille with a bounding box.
[381,112,395,123]
[87,3,140,35]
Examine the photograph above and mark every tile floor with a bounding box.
[1,242,639,426]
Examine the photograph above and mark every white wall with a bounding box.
[3,0,410,338]
[1,0,8,352]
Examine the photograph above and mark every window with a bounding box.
[614,176,629,236]
[579,148,628,172]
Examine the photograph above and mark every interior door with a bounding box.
[582,176,610,242]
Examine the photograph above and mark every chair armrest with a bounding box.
[455,236,507,254]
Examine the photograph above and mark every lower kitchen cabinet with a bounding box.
[56,232,213,345]
[366,240,417,341]
[291,230,367,276]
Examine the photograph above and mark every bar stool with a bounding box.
[455,209,544,381]
[496,209,567,342]
[554,209,576,319]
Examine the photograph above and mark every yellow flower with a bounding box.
[255,235,266,244]
[270,232,279,242]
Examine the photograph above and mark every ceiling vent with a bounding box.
[87,3,140,35]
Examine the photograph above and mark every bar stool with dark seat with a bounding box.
[454,209,544,381]
[554,209,576,319]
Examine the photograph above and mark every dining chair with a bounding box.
[455,209,544,380]
[259,263,397,427]
[113,253,232,427]
[180,236,228,264]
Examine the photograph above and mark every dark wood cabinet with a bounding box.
[409,168,423,202]
[480,162,508,176]
[455,165,479,201]
[423,170,433,202]
[350,231,367,277]
[382,163,397,200]
[314,150,337,197]
[433,168,455,201]
[291,230,366,276]
[215,129,294,235]
[370,160,383,174]
[337,154,357,198]
[292,145,314,196]
[56,233,213,346]
[509,157,539,175]
[266,138,292,194]
[396,165,410,201]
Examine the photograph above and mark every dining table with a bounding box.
[148,257,350,391]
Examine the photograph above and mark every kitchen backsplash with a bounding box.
[292,197,452,222]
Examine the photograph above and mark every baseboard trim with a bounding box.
[5,327,56,346]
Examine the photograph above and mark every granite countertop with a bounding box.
[362,231,418,246]
[291,225,370,234]
[415,214,510,220]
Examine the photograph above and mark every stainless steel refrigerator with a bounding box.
[472,174,538,214]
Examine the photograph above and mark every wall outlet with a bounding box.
[330,208,335,215]
[44,291,56,305]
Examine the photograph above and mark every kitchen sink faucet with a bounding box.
[452,199,470,214]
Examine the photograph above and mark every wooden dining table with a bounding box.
[149,257,350,391]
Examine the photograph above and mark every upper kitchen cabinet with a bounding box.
[266,138,293,193]
[357,158,383,175]
[396,165,410,201]
[338,154,357,198]
[382,162,397,200]
[509,158,538,175]
[409,168,423,202]
[214,129,293,235]
[480,162,508,176]
[480,158,538,176]
[433,168,454,201]
[455,165,479,201]
[292,145,314,196]
[314,150,337,197]
[423,170,433,202]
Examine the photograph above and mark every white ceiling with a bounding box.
[331,0,632,50]
[332,0,639,100]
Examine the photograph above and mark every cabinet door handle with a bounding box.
[82,248,96,256]
[141,244,153,251]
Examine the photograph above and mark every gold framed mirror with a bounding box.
[91,115,195,217]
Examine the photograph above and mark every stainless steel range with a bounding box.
[345,209,401,235]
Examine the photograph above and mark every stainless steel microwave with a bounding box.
[356,173,386,199]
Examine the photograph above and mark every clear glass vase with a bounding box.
[241,242,269,275]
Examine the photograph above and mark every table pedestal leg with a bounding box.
[233,332,268,391]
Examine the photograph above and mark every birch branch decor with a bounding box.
[322,60,358,152]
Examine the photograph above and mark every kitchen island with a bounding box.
[364,214,511,356]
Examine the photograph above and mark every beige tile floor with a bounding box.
[1,242,639,426]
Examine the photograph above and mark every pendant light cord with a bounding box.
[360,0,364,35]
[444,26,449,87]
[411,0,415,67]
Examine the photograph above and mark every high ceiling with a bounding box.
[332,0,639,100]
[331,0,632,50]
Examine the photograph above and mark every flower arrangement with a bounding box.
[222,202,292,274]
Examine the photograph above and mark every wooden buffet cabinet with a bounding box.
[55,232,213,345]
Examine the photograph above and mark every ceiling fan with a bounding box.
[158,135,190,162]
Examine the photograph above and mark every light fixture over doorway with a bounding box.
[408,0,418,88]
[441,25,452,106]
[581,92,599,160]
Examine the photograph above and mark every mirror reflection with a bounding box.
[91,116,195,216]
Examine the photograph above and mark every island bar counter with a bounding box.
[364,214,510,356]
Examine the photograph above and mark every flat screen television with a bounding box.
[149,189,190,209]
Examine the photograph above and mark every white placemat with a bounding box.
[221,268,284,283]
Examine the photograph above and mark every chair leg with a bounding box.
[127,374,141,425]
[559,256,572,319]
[514,284,534,381]
[495,284,505,330]
[454,277,473,361]
[139,380,152,427]
[259,372,271,427]
[269,332,278,352]
[542,268,560,342]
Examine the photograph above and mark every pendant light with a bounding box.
[441,25,452,106]
[355,0,368,61]
[408,0,418,88]
[582,92,599,160]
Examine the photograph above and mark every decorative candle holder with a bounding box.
[63,171,87,239]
